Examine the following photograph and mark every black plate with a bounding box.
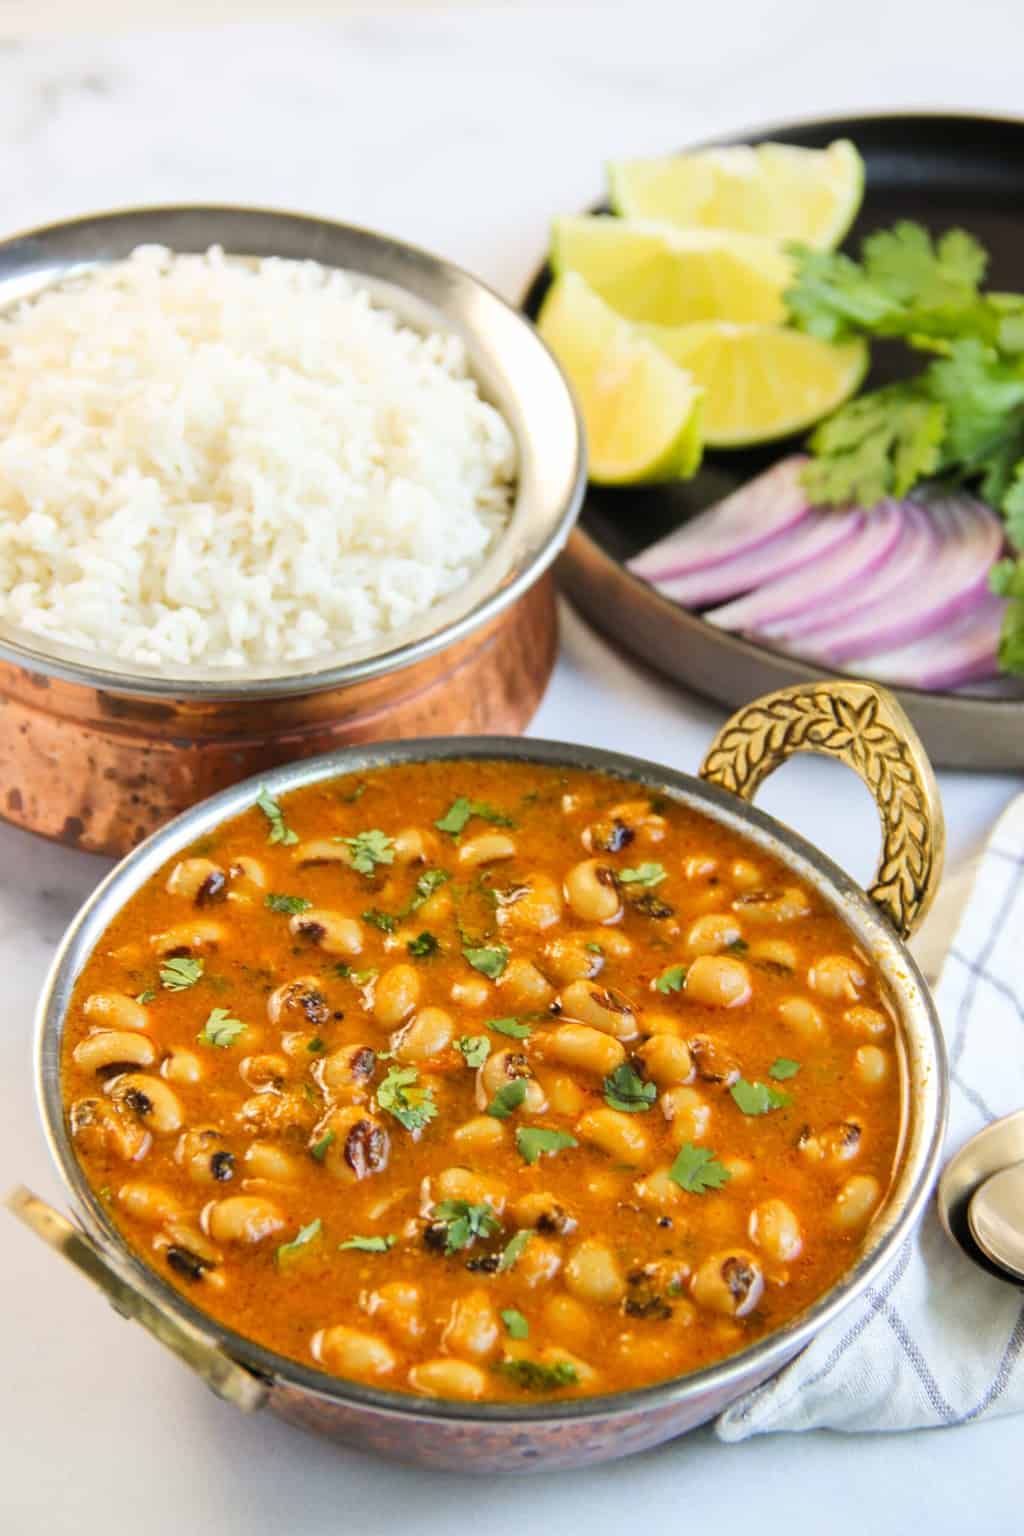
[522,112,1024,771]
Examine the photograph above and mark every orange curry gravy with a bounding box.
[61,762,903,1403]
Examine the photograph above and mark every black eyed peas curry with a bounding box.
[62,763,903,1403]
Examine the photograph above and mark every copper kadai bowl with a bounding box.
[11,680,948,1473]
[0,206,584,856]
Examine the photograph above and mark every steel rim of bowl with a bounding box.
[35,734,948,1428]
[0,203,586,700]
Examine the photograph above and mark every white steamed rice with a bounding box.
[0,245,516,671]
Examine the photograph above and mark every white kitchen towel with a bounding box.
[717,793,1024,1438]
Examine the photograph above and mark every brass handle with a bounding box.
[700,681,945,940]
[7,1186,268,1412]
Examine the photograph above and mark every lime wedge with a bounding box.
[551,216,792,326]
[638,321,867,447]
[537,273,703,484]
[608,139,864,251]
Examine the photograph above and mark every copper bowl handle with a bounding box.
[6,1186,267,1412]
[700,681,946,941]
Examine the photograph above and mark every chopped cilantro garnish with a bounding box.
[585,941,603,955]
[408,931,439,959]
[730,1078,792,1115]
[306,1036,325,1053]
[486,1079,528,1120]
[341,781,367,803]
[727,937,749,954]
[493,1358,579,1392]
[275,1218,322,1265]
[332,962,351,979]
[431,1199,502,1255]
[135,990,156,1005]
[256,785,298,846]
[310,1130,336,1162]
[501,1308,529,1339]
[668,1143,733,1195]
[265,893,313,916]
[435,797,516,836]
[339,829,394,876]
[497,1230,532,1272]
[655,964,687,995]
[487,1015,532,1039]
[404,868,451,912]
[619,862,666,888]
[463,943,509,979]
[377,1065,437,1132]
[602,1063,656,1114]
[160,956,203,991]
[362,907,397,933]
[769,1057,801,1081]
[196,1008,246,1048]
[338,1234,395,1253]
[457,1035,491,1069]
[515,1127,577,1165]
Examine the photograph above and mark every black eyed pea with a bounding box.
[457,831,516,869]
[441,1289,500,1359]
[559,980,639,1039]
[239,1053,289,1091]
[845,1006,891,1039]
[160,1220,222,1269]
[150,919,226,957]
[778,996,827,1042]
[289,909,363,957]
[516,1236,563,1288]
[576,1106,651,1165]
[833,1174,881,1229]
[417,885,453,924]
[165,858,227,906]
[809,954,867,1001]
[688,1034,741,1086]
[161,1049,203,1085]
[83,991,149,1033]
[499,957,555,1010]
[392,827,439,865]
[318,1105,390,1182]
[244,1141,304,1182]
[175,1127,236,1185]
[634,1164,683,1212]
[73,1030,156,1074]
[237,1088,316,1139]
[513,1191,576,1235]
[281,1030,324,1059]
[69,1098,151,1162]
[435,1166,508,1215]
[373,963,420,1028]
[730,859,762,890]
[564,859,622,924]
[691,1250,764,1317]
[452,1115,506,1153]
[798,1120,863,1167]
[607,798,668,845]
[750,938,797,971]
[636,1034,694,1088]
[292,839,352,867]
[267,975,330,1028]
[317,1043,377,1103]
[227,855,267,903]
[540,1071,585,1117]
[106,1072,183,1134]
[565,1238,626,1304]
[540,1022,626,1077]
[476,1048,547,1114]
[686,913,743,955]
[661,1085,711,1146]
[749,1198,803,1262]
[684,955,751,1009]
[541,935,603,984]
[854,1044,890,1087]
[721,1155,753,1182]
[497,874,563,933]
[117,1181,183,1225]
[596,929,633,960]
[683,853,718,879]
[542,1293,593,1348]
[408,1358,487,1400]
[732,886,811,924]
[364,1281,424,1344]
[450,975,492,1009]
[392,1007,454,1063]
[314,1325,397,1378]
[204,1195,285,1244]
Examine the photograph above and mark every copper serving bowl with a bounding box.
[0,206,584,855]
[12,679,948,1472]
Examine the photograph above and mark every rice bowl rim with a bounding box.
[0,204,585,700]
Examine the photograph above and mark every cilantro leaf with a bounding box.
[730,1078,791,1115]
[501,1308,529,1339]
[602,1063,657,1113]
[430,1199,502,1255]
[436,797,516,835]
[769,1057,801,1081]
[160,956,204,991]
[197,1008,246,1048]
[804,383,946,507]
[407,931,439,959]
[655,964,687,995]
[487,1016,533,1039]
[457,1035,491,1069]
[275,1218,322,1265]
[265,893,313,916]
[1002,464,1024,550]
[338,1234,395,1253]
[310,1130,336,1162]
[668,1143,733,1195]
[618,862,666,888]
[463,943,509,979]
[486,1079,528,1120]
[362,907,396,933]
[376,1065,437,1132]
[493,1358,579,1392]
[992,554,1024,672]
[515,1127,578,1165]
[135,989,156,1005]
[256,785,298,846]
[404,868,451,911]
[340,829,394,876]
[497,1230,532,1272]
[306,1036,325,1053]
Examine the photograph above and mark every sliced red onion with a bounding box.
[628,456,811,582]
[652,506,863,608]
[846,590,1006,690]
[768,501,937,640]
[705,497,903,631]
[806,493,1006,662]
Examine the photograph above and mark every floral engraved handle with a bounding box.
[700,682,945,939]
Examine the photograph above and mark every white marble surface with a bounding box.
[1,5,1022,1532]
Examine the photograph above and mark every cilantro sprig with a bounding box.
[602,1063,656,1114]
[376,1065,437,1132]
[435,797,516,836]
[339,829,394,876]
[730,1078,791,1115]
[493,1357,579,1392]
[668,1142,732,1195]
[430,1199,502,1255]
[256,786,298,846]
[196,1008,246,1048]
[160,956,203,991]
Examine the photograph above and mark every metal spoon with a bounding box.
[937,1108,1024,1284]
[968,1162,1024,1282]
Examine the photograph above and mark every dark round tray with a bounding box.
[522,112,1024,771]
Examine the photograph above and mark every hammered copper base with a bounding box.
[0,574,557,856]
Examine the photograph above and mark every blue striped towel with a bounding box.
[717,794,1024,1437]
